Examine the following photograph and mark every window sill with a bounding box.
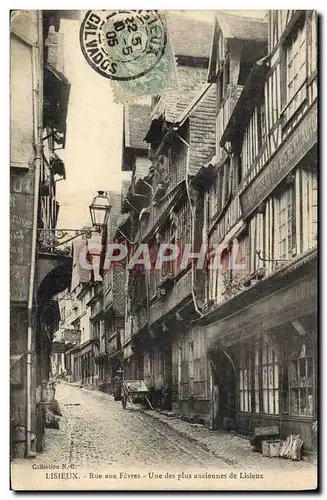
[280,82,307,131]
[289,414,315,421]
[240,412,316,422]
[281,99,308,132]
[249,413,280,418]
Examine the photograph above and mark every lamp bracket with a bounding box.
[38,227,101,250]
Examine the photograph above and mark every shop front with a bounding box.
[79,338,98,388]
[206,249,317,457]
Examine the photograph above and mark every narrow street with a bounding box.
[11,383,317,491]
[31,383,227,469]
[10,11,318,492]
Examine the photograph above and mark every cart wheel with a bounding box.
[121,394,127,409]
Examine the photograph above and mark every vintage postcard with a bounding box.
[10,9,318,491]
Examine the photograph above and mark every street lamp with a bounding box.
[89,190,112,229]
[38,190,112,251]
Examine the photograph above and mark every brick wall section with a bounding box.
[150,65,216,175]
[167,13,213,59]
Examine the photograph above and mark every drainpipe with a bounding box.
[173,130,203,318]
[209,359,215,430]
[203,190,210,303]
[26,10,43,457]
[140,178,154,329]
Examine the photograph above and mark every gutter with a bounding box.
[26,10,43,458]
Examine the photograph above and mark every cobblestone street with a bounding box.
[11,383,317,491]
[25,383,227,469]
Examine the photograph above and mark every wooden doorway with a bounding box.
[211,350,236,430]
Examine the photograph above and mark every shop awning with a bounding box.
[204,249,317,353]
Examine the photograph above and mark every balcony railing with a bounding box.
[138,181,185,242]
[150,268,193,325]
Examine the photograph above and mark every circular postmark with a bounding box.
[80,10,167,81]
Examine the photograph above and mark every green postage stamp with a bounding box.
[80,10,178,101]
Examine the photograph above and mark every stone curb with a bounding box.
[139,409,238,467]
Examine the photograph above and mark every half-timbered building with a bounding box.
[10,11,77,457]
[98,191,126,392]
[199,11,317,459]
[120,14,216,416]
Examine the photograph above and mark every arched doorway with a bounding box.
[36,259,72,386]
[210,350,236,431]
[33,255,72,451]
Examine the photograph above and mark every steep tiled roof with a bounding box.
[145,14,214,130]
[148,82,216,177]
[152,91,196,125]
[167,13,213,59]
[124,104,151,150]
[188,85,217,176]
[216,12,267,41]
[106,191,122,240]
[151,66,209,124]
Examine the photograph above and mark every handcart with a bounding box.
[121,380,153,410]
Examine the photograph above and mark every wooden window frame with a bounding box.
[253,339,280,416]
[239,345,252,413]
[289,342,315,418]
[274,183,296,260]
[280,12,308,124]
[262,343,280,415]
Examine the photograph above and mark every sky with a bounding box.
[57,10,266,229]
[57,18,126,228]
